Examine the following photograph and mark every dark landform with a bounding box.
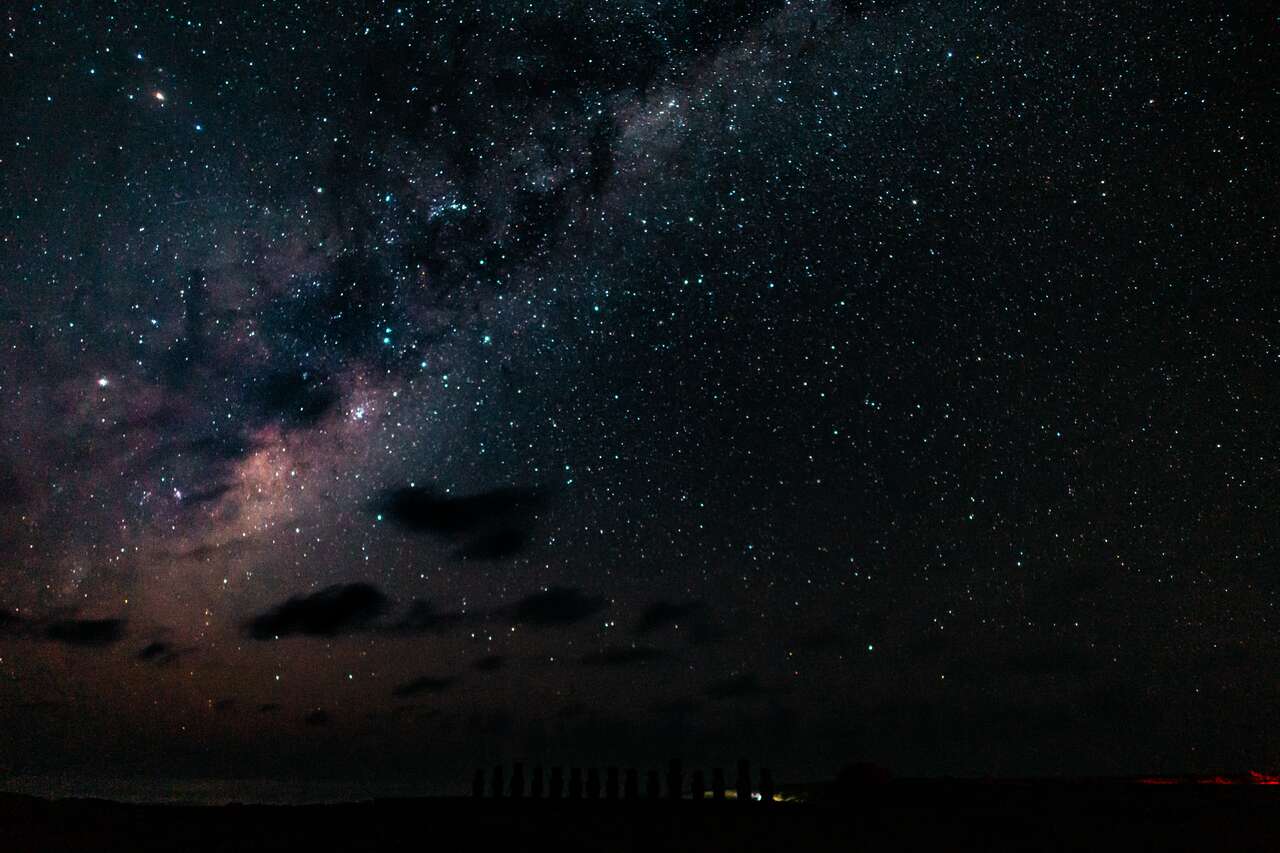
[5,777,1280,852]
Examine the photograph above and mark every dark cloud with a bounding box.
[183,433,254,464]
[177,483,237,507]
[473,655,505,672]
[44,618,126,648]
[0,611,131,649]
[500,586,606,627]
[304,709,330,727]
[392,676,456,698]
[375,485,542,535]
[258,703,281,714]
[247,583,388,639]
[706,673,782,701]
[213,698,237,713]
[174,537,258,564]
[373,485,543,558]
[245,368,340,428]
[137,641,170,662]
[390,600,465,635]
[135,641,191,665]
[634,599,708,636]
[0,609,25,637]
[376,481,542,535]
[581,645,670,667]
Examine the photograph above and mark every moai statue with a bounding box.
[711,768,726,799]
[606,766,619,800]
[666,758,683,800]
[759,768,776,803]
[690,769,707,801]
[491,765,505,799]
[569,767,584,799]
[625,768,640,799]
[549,767,565,799]
[510,761,526,799]
[586,767,601,799]
[472,768,485,798]
[646,769,661,799]
[736,759,752,801]
[531,765,545,799]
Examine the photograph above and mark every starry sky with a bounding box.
[0,1,1274,790]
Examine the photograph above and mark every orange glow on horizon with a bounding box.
[1137,772,1280,786]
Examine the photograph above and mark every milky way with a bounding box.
[0,2,1274,788]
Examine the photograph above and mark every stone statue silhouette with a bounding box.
[549,766,564,799]
[736,759,752,801]
[606,766,619,799]
[531,765,545,798]
[667,758,683,800]
[490,765,505,798]
[625,768,639,799]
[510,761,525,798]
[759,767,776,803]
[569,767,583,799]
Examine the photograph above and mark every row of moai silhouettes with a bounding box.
[472,759,775,801]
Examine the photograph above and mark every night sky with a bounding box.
[0,2,1274,792]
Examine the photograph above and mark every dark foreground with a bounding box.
[4,782,1280,852]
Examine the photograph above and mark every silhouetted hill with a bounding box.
[4,780,1280,851]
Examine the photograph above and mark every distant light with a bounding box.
[97,377,110,388]
[154,91,165,102]
[194,123,203,132]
